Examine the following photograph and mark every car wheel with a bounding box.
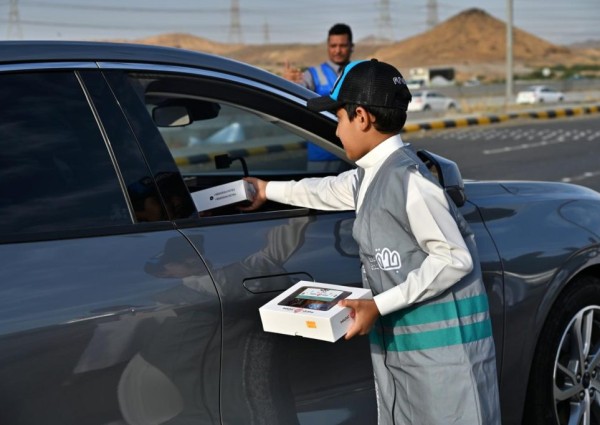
[559,97,564,102]
[524,275,600,425]
[447,103,457,111]
[423,105,431,111]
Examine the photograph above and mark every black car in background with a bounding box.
[1,41,600,425]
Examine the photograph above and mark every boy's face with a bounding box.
[335,107,368,161]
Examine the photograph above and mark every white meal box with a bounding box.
[259,281,372,342]
[191,179,255,211]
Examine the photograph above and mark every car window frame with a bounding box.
[99,62,350,226]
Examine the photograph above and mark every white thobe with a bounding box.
[266,134,473,316]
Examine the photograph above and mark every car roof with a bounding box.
[0,40,308,97]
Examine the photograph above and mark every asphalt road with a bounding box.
[403,114,600,193]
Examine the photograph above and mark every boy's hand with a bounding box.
[239,177,268,211]
[338,299,380,340]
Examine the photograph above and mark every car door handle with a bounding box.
[243,272,313,294]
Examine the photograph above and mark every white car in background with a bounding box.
[407,90,460,112]
[406,78,425,90]
[516,85,565,104]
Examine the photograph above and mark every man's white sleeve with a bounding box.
[374,170,473,316]
[266,169,357,211]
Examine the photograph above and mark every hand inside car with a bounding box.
[239,177,268,211]
[338,299,380,340]
[282,60,304,84]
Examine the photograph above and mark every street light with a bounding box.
[506,0,514,107]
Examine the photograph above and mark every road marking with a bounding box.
[562,171,600,183]
[459,128,600,155]
[483,137,568,155]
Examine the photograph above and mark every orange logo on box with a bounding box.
[306,321,317,328]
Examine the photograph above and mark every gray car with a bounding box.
[0,41,599,425]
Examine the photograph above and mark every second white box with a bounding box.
[259,281,372,342]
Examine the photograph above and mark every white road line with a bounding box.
[483,138,568,154]
[562,170,600,183]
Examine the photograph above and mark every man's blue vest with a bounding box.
[307,62,340,162]
[308,62,339,96]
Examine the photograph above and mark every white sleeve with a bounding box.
[374,170,473,316]
[265,169,357,211]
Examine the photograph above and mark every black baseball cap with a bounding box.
[307,59,412,112]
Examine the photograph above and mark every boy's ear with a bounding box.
[355,106,375,130]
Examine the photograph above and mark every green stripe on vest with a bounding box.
[369,294,492,351]
[382,293,489,327]
[370,318,493,352]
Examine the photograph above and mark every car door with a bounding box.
[102,66,378,425]
[0,67,222,425]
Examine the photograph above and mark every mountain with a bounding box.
[569,39,600,50]
[126,8,600,82]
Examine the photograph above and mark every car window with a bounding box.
[126,74,345,176]
[100,71,352,218]
[156,102,309,175]
[0,71,131,239]
[102,70,351,218]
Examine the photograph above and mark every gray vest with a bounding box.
[352,146,501,425]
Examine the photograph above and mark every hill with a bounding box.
[126,8,600,82]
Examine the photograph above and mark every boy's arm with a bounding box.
[243,171,357,211]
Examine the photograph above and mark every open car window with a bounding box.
[158,102,310,175]
[112,71,351,218]
[127,73,349,176]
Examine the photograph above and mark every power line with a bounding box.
[20,1,229,13]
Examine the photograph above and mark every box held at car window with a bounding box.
[259,281,372,342]
[191,179,256,211]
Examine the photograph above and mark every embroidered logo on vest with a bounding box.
[375,247,402,270]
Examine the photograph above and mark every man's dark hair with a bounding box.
[344,103,407,134]
[328,23,353,44]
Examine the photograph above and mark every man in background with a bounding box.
[283,23,354,94]
[283,23,355,170]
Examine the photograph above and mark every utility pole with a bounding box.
[7,0,23,40]
[505,0,514,107]
[426,0,439,29]
[228,0,243,44]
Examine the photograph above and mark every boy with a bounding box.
[243,59,500,424]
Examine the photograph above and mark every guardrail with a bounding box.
[403,103,600,134]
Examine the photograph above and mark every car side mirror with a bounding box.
[152,105,192,127]
[416,150,467,207]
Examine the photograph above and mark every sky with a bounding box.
[1,0,599,46]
